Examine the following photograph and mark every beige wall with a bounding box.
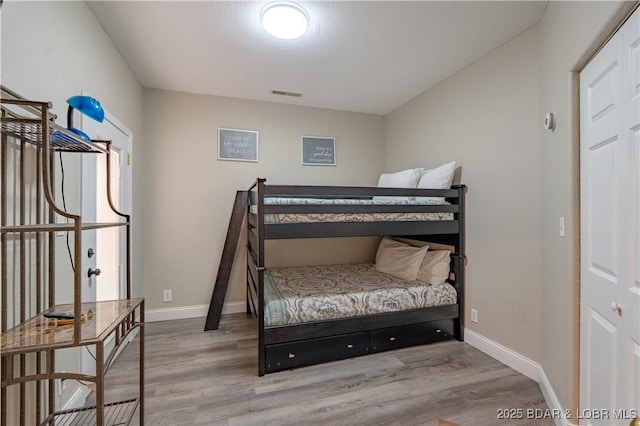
[1,0,145,300]
[142,89,384,310]
[538,0,635,412]
[384,0,636,413]
[1,0,144,414]
[385,26,542,362]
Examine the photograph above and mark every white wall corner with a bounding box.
[145,301,245,323]
[538,367,571,426]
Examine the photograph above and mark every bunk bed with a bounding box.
[247,178,466,376]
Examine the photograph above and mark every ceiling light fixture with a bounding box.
[261,2,308,40]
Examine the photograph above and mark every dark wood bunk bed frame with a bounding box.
[247,178,466,376]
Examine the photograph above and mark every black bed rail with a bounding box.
[262,221,460,240]
[263,184,464,199]
[264,204,459,214]
[249,179,465,206]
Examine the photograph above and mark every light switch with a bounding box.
[559,216,565,238]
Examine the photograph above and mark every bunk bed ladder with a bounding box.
[204,190,249,331]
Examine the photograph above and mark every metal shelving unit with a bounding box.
[0,86,144,426]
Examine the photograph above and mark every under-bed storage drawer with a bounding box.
[371,320,454,353]
[265,332,369,373]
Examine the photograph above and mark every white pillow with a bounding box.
[374,168,423,202]
[377,168,423,188]
[415,161,456,203]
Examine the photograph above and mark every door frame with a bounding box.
[575,2,639,419]
[80,92,133,302]
[79,94,133,380]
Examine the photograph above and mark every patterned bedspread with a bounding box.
[257,197,453,224]
[264,263,457,326]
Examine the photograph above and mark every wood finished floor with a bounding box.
[100,313,552,426]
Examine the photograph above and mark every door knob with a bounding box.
[610,302,623,316]
[87,268,101,278]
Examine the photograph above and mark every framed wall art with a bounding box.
[301,136,336,166]
[218,128,258,162]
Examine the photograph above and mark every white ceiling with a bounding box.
[88,1,546,115]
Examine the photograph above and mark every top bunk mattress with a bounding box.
[264,263,457,327]
[256,197,454,224]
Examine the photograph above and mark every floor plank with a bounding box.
[96,314,553,425]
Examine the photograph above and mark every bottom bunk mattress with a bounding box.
[264,263,457,327]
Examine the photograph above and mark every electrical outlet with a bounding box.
[163,289,172,303]
[471,309,478,323]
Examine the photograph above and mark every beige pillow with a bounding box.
[393,237,454,252]
[375,237,429,281]
[375,236,411,263]
[416,250,451,285]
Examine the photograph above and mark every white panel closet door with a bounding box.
[580,7,639,424]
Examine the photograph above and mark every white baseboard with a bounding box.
[465,329,539,381]
[465,329,571,425]
[145,301,245,323]
[538,368,571,426]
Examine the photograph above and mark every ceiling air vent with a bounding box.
[272,90,302,98]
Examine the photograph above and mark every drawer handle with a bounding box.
[347,344,354,349]
[288,352,295,359]
[389,337,396,341]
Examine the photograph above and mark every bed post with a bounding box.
[456,185,466,255]
[454,184,466,341]
[257,178,267,376]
